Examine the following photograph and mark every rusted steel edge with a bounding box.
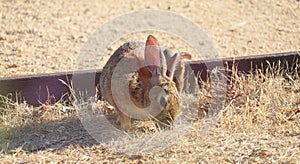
[0,51,299,106]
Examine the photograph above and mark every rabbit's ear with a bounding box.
[166,52,191,79]
[139,35,167,85]
[144,35,162,76]
[167,52,191,93]
[179,52,192,60]
[166,53,180,79]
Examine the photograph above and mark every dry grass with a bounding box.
[0,62,299,163]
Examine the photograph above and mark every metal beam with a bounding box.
[0,51,299,106]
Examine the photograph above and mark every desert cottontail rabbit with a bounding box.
[100,35,191,130]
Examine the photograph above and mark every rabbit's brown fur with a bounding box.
[100,35,190,130]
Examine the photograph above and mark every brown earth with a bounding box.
[0,0,299,76]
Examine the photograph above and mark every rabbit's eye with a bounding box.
[160,95,168,107]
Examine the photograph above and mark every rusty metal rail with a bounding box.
[0,51,299,106]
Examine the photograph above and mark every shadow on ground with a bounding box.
[0,116,98,153]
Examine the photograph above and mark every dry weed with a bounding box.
[0,62,299,163]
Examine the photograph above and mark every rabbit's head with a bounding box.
[131,35,191,126]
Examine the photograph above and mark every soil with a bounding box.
[0,0,299,76]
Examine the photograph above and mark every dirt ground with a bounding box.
[0,0,300,163]
[0,0,299,76]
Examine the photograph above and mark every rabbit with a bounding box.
[100,35,191,130]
